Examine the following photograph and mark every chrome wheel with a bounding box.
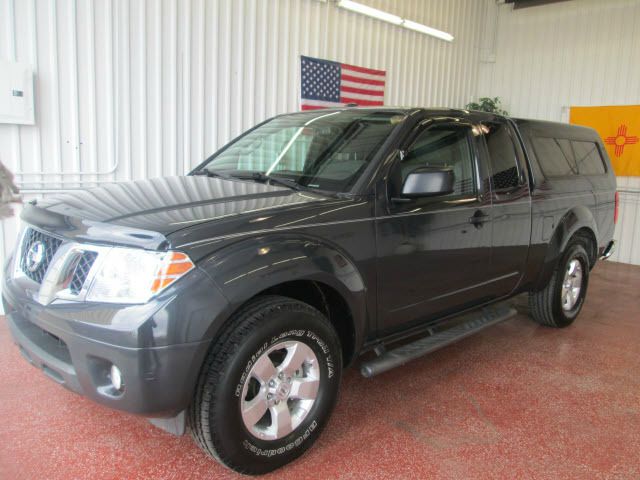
[240,340,320,441]
[561,258,583,311]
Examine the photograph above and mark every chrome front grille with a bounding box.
[15,227,104,304]
[19,228,63,283]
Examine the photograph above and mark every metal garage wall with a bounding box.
[0,0,486,267]
[478,0,640,265]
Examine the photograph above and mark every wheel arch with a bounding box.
[259,280,357,366]
[198,233,369,366]
[532,205,598,291]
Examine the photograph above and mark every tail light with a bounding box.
[614,191,619,224]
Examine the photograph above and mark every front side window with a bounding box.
[484,122,521,190]
[399,126,475,196]
[200,110,405,192]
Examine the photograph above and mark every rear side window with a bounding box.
[531,137,578,177]
[572,141,606,175]
[484,122,521,190]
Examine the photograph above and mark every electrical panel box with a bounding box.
[0,60,35,125]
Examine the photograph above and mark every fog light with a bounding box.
[110,364,123,391]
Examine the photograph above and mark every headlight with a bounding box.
[86,249,195,304]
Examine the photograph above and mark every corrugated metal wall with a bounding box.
[2,0,637,272]
[0,0,486,267]
[478,0,640,265]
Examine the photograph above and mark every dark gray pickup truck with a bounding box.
[3,108,616,474]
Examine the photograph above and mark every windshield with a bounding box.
[198,110,405,192]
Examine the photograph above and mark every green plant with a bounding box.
[465,97,509,115]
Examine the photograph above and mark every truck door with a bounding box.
[376,120,495,335]
[481,119,532,295]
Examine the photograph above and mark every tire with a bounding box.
[529,240,591,328]
[188,295,342,475]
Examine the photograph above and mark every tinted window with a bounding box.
[572,141,606,175]
[401,126,475,196]
[484,123,521,190]
[531,136,578,177]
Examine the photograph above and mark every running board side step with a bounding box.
[360,303,517,378]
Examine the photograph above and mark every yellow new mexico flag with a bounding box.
[570,105,640,177]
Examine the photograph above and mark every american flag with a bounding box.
[300,55,386,110]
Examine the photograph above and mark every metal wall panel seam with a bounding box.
[138,0,148,180]
[69,0,81,184]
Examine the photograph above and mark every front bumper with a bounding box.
[3,264,230,420]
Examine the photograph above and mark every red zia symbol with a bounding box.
[605,124,638,157]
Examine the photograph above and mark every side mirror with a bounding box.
[400,166,455,198]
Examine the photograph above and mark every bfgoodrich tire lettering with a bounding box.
[529,241,591,328]
[188,295,342,475]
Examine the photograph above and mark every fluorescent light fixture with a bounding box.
[402,19,454,42]
[337,0,402,25]
[336,0,454,42]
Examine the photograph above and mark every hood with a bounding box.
[21,176,335,250]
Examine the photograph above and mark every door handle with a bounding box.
[469,210,491,227]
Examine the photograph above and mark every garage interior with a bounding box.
[1,0,639,478]
[1,262,638,478]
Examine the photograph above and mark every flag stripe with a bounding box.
[301,105,334,111]
[340,80,385,92]
[340,85,384,97]
[341,63,386,77]
[300,98,344,108]
[340,68,387,82]
[339,91,384,102]
[341,74,386,86]
[339,96,384,106]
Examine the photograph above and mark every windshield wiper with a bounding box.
[192,169,231,179]
[195,169,301,191]
[235,171,300,191]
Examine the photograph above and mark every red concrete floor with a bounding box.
[1,261,639,480]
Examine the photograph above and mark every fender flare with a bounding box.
[197,232,369,359]
[533,205,598,290]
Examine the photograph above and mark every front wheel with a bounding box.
[188,295,342,475]
[529,241,591,328]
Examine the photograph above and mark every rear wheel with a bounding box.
[188,295,342,474]
[529,241,590,328]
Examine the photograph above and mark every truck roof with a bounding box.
[282,107,602,142]
[284,106,499,122]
